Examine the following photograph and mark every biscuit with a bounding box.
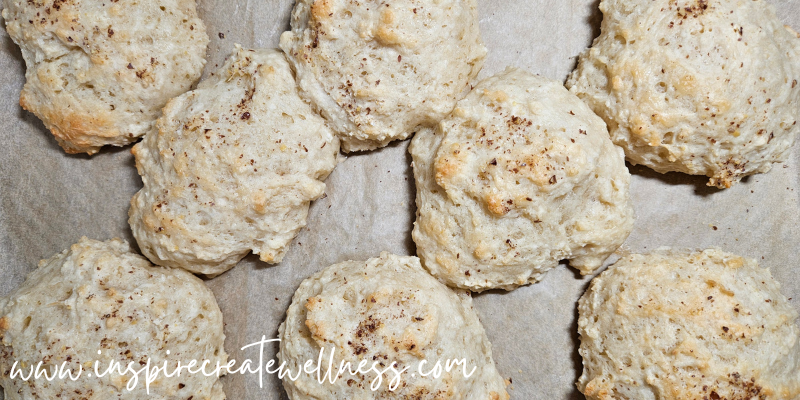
[411,68,634,292]
[129,46,339,276]
[277,253,509,399]
[280,0,486,152]
[578,249,800,400]
[567,0,800,188]
[1,0,209,154]
[0,238,227,399]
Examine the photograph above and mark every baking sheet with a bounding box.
[0,0,798,399]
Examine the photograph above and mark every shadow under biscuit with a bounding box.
[628,163,726,197]
[586,0,602,44]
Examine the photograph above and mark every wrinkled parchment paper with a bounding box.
[1,1,799,399]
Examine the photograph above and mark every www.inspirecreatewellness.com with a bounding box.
[8,336,478,393]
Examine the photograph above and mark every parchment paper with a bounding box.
[1,1,799,399]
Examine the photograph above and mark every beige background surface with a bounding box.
[0,0,798,399]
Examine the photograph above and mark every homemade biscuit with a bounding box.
[278,253,509,400]
[130,46,339,276]
[0,238,227,400]
[411,68,634,292]
[280,0,486,152]
[578,249,800,400]
[567,0,800,188]
[1,0,209,155]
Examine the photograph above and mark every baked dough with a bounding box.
[0,238,227,400]
[280,0,486,152]
[567,0,800,188]
[411,68,634,292]
[1,0,209,154]
[278,253,509,399]
[578,249,800,400]
[129,46,339,276]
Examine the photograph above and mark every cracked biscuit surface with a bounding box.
[412,68,634,292]
[578,249,800,400]
[567,0,800,188]
[280,0,486,152]
[129,47,339,276]
[1,0,208,154]
[278,253,508,400]
[0,238,227,400]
